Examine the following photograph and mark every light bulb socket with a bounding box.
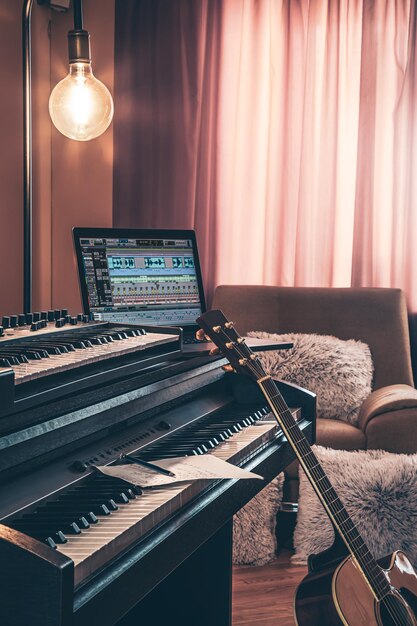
[68,29,91,64]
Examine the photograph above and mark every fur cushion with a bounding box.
[248,332,373,425]
[293,446,417,566]
[233,475,283,566]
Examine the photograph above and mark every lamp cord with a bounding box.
[73,0,83,31]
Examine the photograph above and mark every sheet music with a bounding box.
[96,456,263,487]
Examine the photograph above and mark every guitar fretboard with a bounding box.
[259,377,390,600]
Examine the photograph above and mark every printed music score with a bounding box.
[96,455,264,487]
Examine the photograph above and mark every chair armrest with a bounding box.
[358,384,417,453]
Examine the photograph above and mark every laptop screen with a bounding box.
[73,228,206,328]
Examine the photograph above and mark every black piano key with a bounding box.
[78,517,90,529]
[45,537,57,549]
[16,342,64,355]
[0,352,29,364]
[0,347,47,360]
[69,522,81,534]
[0,354,21,366]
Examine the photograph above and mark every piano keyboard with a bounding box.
[6,404,284,585]
[0,324,178,385]
[60,421,278,584]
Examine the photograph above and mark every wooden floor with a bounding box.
[232,552,307,626]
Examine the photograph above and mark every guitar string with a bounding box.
[208,324,403,605]
[261,377,412,626]
[210,326,411,624]
[210,326,387,594]
[261,375,415,626]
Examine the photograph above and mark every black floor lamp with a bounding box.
[22,0,113,313]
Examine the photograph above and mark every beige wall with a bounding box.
[0,0,114,317]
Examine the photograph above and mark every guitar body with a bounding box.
[295,551,417,626]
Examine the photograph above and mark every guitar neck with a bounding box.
[258,376,390,599]
[196,309,390,600]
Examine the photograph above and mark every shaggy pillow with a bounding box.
[293,446,417,567]
[233,474,283,566]
[248,332,373,425]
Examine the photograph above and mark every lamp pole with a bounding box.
[22,0,70,314]
[22,0,33,314]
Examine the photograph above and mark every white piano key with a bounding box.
[56,422,278,581]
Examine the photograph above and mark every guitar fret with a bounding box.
[197,313,394,602]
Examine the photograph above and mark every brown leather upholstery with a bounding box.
[212,286,414,390]
[212,286,417,503]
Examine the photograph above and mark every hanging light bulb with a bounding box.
[49,1,114,141]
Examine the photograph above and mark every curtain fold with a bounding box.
[114,0,417,310]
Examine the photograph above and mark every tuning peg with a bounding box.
[237,337,246,344]
[213,326,221,333]
[239,358,248,366]
[225,321,234,329]
[225,341,234,349]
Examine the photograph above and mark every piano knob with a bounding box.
[40,319,47,328]
[40,311,48,320]
[71,460,88,473]
[65,315,71,324]
[33,312,41,323]
[0,326,4,337]
[30,321,41,331]
[1,316,10,329]
[10,315,18,327]
[18,314,26,326]
[77,313,84,321]
[47,310,55,322]
[61,309,68,318]
[54,309,61,321]
[55,318,66,328]
[83,314,89,323]
[70,317,78,325]
[25,313,33,325]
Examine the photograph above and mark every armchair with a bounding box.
[212,286,417,502]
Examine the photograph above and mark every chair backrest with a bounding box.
[212,286,414,390]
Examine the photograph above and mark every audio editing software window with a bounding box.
[79,237,203,326]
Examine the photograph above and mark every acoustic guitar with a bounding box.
[197,309,417,626]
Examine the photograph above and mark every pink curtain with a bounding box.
[114,0,417,310]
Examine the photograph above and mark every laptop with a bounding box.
[73,227,291,355]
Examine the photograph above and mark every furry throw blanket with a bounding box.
[248,332,373,425]
[293,446,417,567]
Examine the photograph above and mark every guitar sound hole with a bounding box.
[379,592,415,626]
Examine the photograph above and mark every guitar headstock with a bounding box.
[197,310,267,382]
